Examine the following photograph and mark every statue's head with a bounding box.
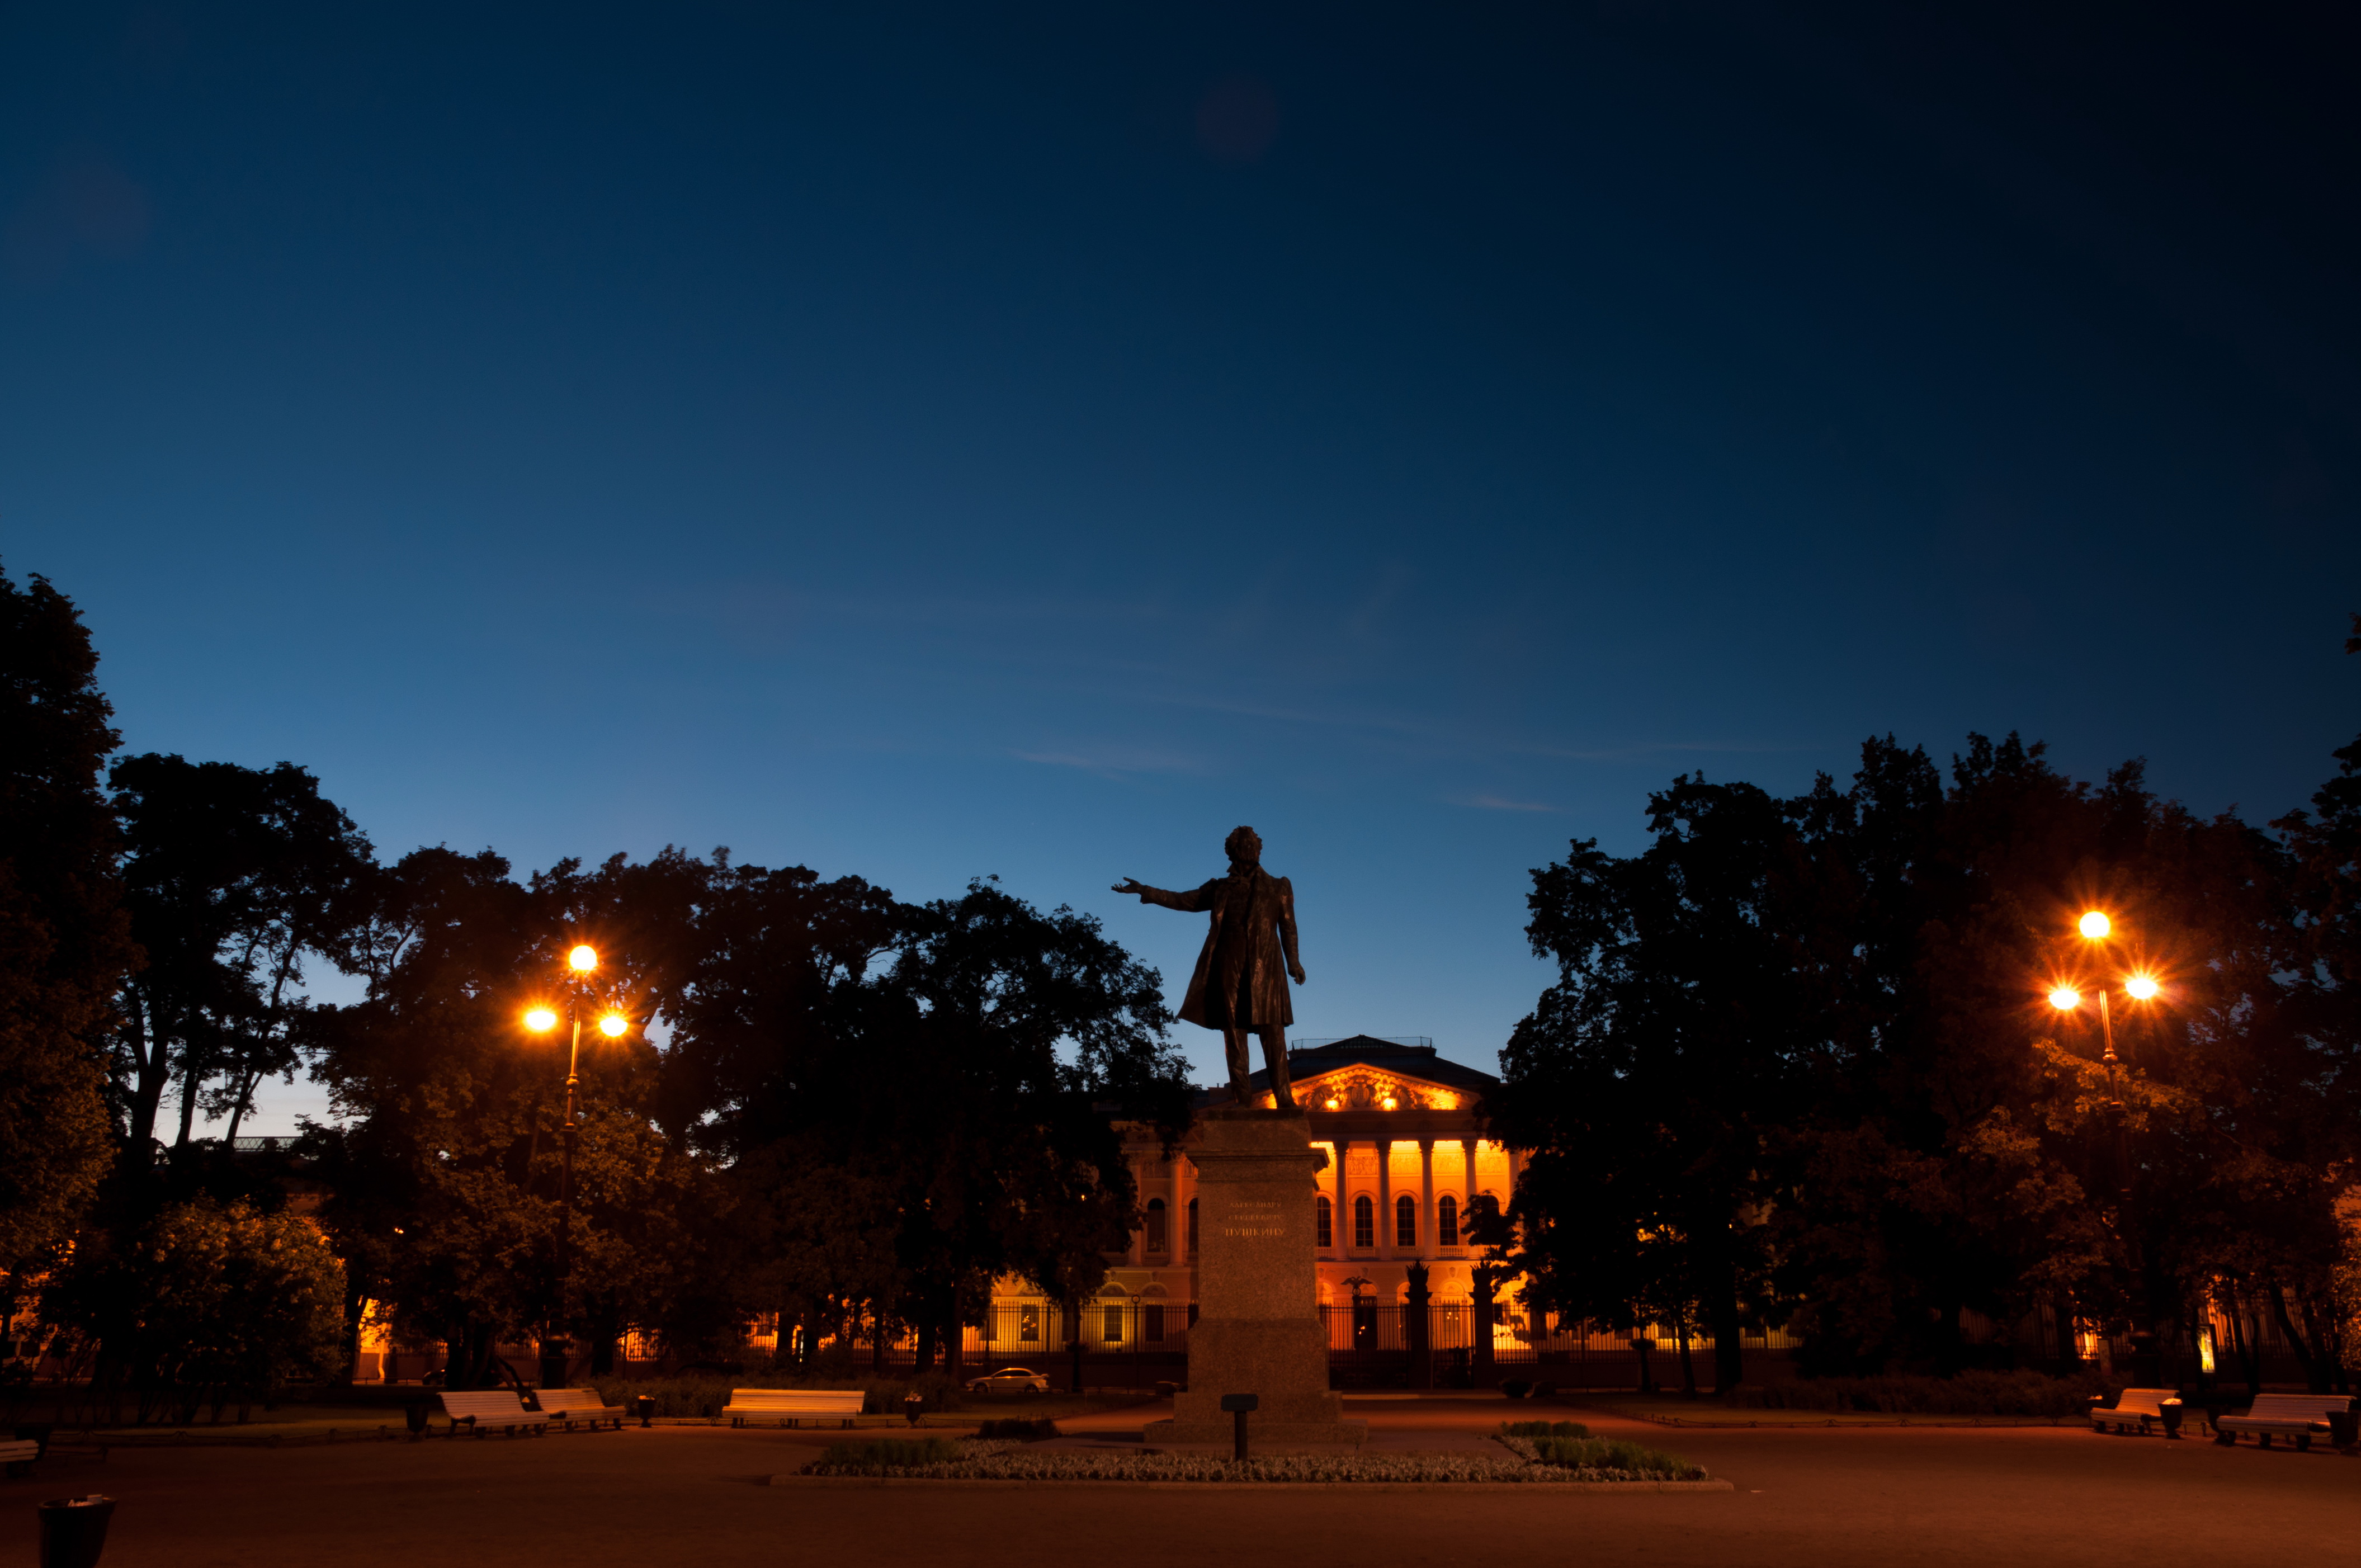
[1224,825,1263,866]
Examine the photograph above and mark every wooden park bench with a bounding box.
[436,1390,551,1438]
[2089,1388,2183,1435]
[533,1388,626,1431]
[2214,1393,2354,1452]
[720,1389,867,1428]
[0,1439,38,1477]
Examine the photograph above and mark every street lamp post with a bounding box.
[525,944,627,1391]
[2048,910,2168,1385]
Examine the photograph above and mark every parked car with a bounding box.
[967,1366,1052,1393]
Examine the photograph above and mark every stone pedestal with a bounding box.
[1144,1109,1367,1449]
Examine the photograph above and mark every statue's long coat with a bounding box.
[1141,865,1300,1030]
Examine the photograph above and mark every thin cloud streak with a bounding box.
[1454,792,1557,813]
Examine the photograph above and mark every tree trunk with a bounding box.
[1674,1303,1698,1397]
[1708,1265,1746,1394]
[914,1317,937,1374]
[2053,1292,2078,1372]
[1471,1273,1498,1389]
[330,1275,366,1390]
[2225,1289,2262,1396]
[2266,1283,2324,1392]
[941,1290,965,1386]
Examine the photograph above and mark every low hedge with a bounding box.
[584,1372,971,1419]
[1723,1369,2112,1416]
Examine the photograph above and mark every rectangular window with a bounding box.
[1019,1304,1040,1343]
[1103,1305,1125,1344]
[1353,1197,1374,1250]
[1316,1197,1333,1248]
[1396,1196,1418,1249]
[1439,1196,1459,1249]
[1144,1303,1165,1343]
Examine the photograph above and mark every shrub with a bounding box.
[1499,1377,1533,1399]
[975,1417,1060,1441]
[1721,1369,2110,1417]
[1499,1420,1592,1438]
[42,1197,344,1424]
[814,1437,962,1472]
[584,1376,736,1419]
[1522,1434,1701,1478]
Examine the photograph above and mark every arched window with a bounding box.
[1396,1193,1418,1249]
[1145,1197,1168,1253]
[1316,1194,1333,1249]
[1438,1194,1459,1248]
[1187,1198,1199,1255]
[1353,1194,1375,1250]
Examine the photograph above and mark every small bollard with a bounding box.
[1219,1393,1259,1462]
[39,1495,115,1568]
[902,1392,925,1428]
[635,1395,654,1429]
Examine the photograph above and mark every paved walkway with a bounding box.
[8,1395,2352,1566]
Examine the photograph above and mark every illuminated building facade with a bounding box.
[981,1036,1519,1357]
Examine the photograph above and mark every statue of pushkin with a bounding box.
[1113,825,1306,1109]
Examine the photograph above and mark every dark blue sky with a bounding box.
[7,3,2356,1129]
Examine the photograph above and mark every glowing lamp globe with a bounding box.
[569,944,598,971]
[598,1014,629,1037]
[2079,911,2111,940]
[2047,988,2081,1012]
[523,1007,559,1032]
[2124,975,2160,1000]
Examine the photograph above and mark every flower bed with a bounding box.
[803,1435,1708,1484]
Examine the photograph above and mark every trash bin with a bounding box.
[634,1396,654,1429]
[404,1400,431,1435]
[39,1495,115,1568]
[2160,1399,2184,1439]
[2327,1409,2358,1448]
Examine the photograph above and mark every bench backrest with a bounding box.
[535,1389,613,1416]
[726,1388,867,1412]
[2109,1388,2179,1417]
[2243,1394,2351,1421]
[439,1391,536,1421]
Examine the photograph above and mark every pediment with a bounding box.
[1298,1068,1464,1112]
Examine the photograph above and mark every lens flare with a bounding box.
[523,1007,559,1032]
[569,944,598,971]
[598,1014,629,1037]
[2124,974,2160,1000]
[2078,911,2111,939]
[2048,987,2082,1012]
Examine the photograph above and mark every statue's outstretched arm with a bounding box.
[1112,877,1210,912]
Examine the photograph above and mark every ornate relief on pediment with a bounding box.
[1301,1070,1457,1112]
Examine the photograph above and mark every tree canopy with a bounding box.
[1493,682,2361,1391]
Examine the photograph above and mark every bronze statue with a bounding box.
[1114,826,1306,1109]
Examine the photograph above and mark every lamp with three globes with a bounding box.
[521,944,633,1388]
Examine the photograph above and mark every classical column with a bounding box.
[1461,1139,1479,1216]
[1376,1139,1394,1262]
[1330,1137,1352,1253]
[1171,1154,1188,1265]
[1418,1140,1436,1259]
